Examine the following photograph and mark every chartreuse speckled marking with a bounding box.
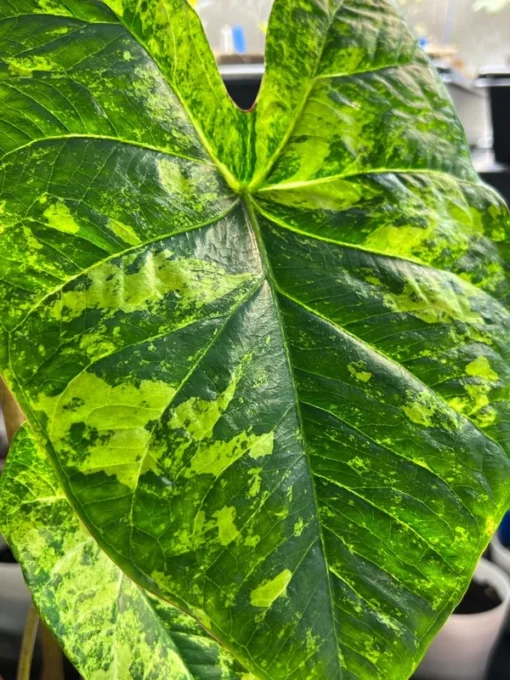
[0,1,510,679]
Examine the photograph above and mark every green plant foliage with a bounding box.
[1,423,247,679]
[0,0,509,678]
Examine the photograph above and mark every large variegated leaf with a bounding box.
[1,0,510,679]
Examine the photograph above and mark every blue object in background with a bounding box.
[232,25,247,54]
[498,511,510,547]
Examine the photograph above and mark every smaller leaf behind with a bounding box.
[0,423,249,680]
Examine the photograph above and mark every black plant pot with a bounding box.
[221,65,262,110]
[478,69,510,165]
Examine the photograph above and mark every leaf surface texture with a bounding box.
[1,1,510,679]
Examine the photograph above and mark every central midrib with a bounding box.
[242,192,345,680]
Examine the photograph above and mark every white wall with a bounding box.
[401,0,510,76]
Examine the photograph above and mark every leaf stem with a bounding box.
[17,603,39,680]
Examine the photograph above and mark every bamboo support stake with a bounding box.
[40,621,65,680]
[0,377,25,443]
[16,604,39,680]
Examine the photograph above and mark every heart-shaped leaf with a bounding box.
[1,1,510,679]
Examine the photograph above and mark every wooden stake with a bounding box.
[40,621,65,680]
[0,377,24,444]
[16,604,39,680]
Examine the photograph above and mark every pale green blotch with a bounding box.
[36,372,175,487]
[44,201,81,235]
[8,516,70,578]
[245,533,261,547]
[465,356,499,382]
[449,354,501,426]
[22,226,43,252]
[347,456,369,472]
[78,332,118,359]
[192,510,211,550]
[449,383,497,427]
[401,390,455,429]
[459,259,506,293]
[250,569,293,608]
[53,544,192,680]
[170,354,276,477]
[249,431,274,459]
[171,358,242,441]
[248,468,263,497]
[158,158,194,193]
[261,178,365,212]
[362,193,488,270]
[449,383,496,425]
[364,223,435,260]
[383,278,481,325]
[108,219,141,246]
[216,506,239,546]
[475,407,497,428]
[8,54,58,72]
[402,400,435,428]
[49,249,254,323]
[7,62,34,78]
[38,0,75,13]
[293,518,305,537]
[452,525,471,551]
[347,361,373,383]
[157,157,222,208]
[8,460,192,680]
[305,629,320,655]
[189,430,272,478]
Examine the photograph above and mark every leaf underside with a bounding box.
[0,1,510,679]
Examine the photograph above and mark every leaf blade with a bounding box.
[253,0,476,189]
[1,0,510,679]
